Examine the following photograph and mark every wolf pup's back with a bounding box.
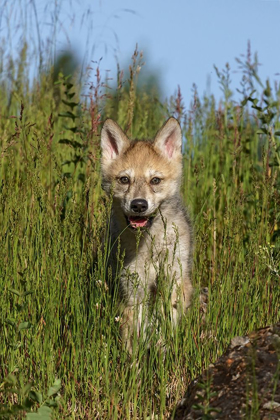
[101,118,193,353]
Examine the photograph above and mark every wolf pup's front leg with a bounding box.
[100,117,193,354]
[121,303,148,354]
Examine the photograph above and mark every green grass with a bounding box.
[0,46,279,419]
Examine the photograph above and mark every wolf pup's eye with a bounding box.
[119,176,130,184]
[150,177,161,185]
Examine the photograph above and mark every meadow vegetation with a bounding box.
[0,32,279,420]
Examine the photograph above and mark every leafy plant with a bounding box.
[0,375,61,419]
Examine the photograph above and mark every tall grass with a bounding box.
[0,17,279,420]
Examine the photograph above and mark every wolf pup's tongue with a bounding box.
[128,216,148,228]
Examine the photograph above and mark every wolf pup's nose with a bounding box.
[130,199,148,213]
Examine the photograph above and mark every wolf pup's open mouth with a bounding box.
[128,216,149,229]
[125,215,156,230]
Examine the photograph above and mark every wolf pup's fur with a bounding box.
[101,117,193,352]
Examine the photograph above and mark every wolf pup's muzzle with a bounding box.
[127,198,152,229]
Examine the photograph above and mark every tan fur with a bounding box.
[101,118,193,353]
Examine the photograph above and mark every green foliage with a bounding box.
[0,375,61,418]
[0,44,279,419]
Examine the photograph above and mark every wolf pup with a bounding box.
[101,117,193,352]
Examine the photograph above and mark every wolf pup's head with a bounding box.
[100,118,183,230]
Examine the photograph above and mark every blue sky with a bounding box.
[1,0,280,103]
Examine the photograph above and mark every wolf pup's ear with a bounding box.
[153,117,182,160]
[101,119,130,161]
